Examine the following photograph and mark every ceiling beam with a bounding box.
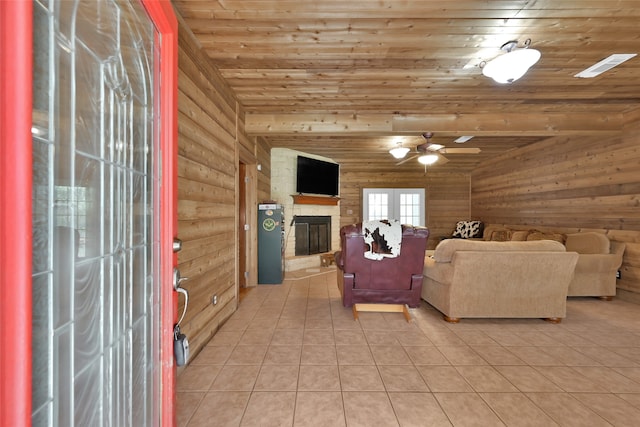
[245,113,624,136]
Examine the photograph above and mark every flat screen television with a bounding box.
[296,155,340,196]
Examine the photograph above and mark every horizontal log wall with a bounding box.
[472,114,640,296]
[339,169,471,249]
[176,15,268,358]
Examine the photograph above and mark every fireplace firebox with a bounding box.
[294,216,331,256]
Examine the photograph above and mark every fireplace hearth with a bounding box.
[294,215,331,256]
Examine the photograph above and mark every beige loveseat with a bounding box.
[421,239,579,323]
[565,232,625,299]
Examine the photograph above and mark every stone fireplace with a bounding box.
[270,148,341,271]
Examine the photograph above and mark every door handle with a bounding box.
[173,267,189,327]
[173,267,188,291]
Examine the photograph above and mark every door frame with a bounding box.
[143,2,179,425]
[0,1,34,425]
[0,1,179,425]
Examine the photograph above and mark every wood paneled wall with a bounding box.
[339,169,471,249]
[472,114,640,296]
[256,136,272,203]
[176,16,269,357]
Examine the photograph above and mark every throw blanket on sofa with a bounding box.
[362,219,402,260]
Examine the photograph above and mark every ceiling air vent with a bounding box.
[454,136,474,143]
[574,53,637,78]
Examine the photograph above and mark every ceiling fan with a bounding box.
[395,132,481,166]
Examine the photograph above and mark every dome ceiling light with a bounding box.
[481,39,541,84]
[389,141,410,159]
[417,154,439,165]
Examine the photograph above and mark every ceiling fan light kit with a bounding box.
[394,132,480,167]
[482,39,541,84]
[389,145,410,159]
[418,154,439,165]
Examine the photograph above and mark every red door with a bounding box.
[0,1,179,425]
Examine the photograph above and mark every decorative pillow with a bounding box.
[565,232,610,254]
[451,220,484,239]
[510,230,530,241]
[526,231,565,243]
[490,230,512,241]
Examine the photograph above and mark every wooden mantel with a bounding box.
[292,194,340,206]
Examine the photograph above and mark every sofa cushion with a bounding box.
[526,231,565,243]
[451,220,484,239]
[433,238,566,263]
[565,232,610,254]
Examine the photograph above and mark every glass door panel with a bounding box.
[31,1,160,425]
[363,188,425,226]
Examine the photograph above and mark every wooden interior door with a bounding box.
[239,162,248,288]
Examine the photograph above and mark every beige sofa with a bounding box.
[565,232,625,299]
[479,225,626,299]
[421,239,579,323]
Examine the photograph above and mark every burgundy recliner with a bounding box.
[334,222,429,308]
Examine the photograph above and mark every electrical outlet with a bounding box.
[212,294,218,305]
[616,270,621,279]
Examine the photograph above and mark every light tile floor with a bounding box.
[177,267,640,427]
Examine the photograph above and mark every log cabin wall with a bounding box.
[176,16,270,357]
[471,113,640,298]
[339,169,471,249]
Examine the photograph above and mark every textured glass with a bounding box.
[32,1,159,425]
[103,256,114,346]
[31,274,52,409]
[131,320,147,425]
[132,246,146,319]
[132,172,146,245]
[74,359,102,425]
[52,224,74,329]
[54,327,73,426]
[31,2,54,422]
[32,138,52,273]
[74,42,103,157]
[73,258,101,372]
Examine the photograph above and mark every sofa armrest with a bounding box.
[410,273,423,289]
[574,253,623,274]
[423,256,455,284]
[334,250,344,270]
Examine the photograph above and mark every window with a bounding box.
[363,188,425,226]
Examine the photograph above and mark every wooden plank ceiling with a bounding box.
[172,0,640,172]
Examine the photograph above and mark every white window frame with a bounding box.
[362,188,425,226]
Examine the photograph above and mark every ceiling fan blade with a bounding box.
[436,153,450,164]
[395,154,420,166]
[440,147,481,154]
